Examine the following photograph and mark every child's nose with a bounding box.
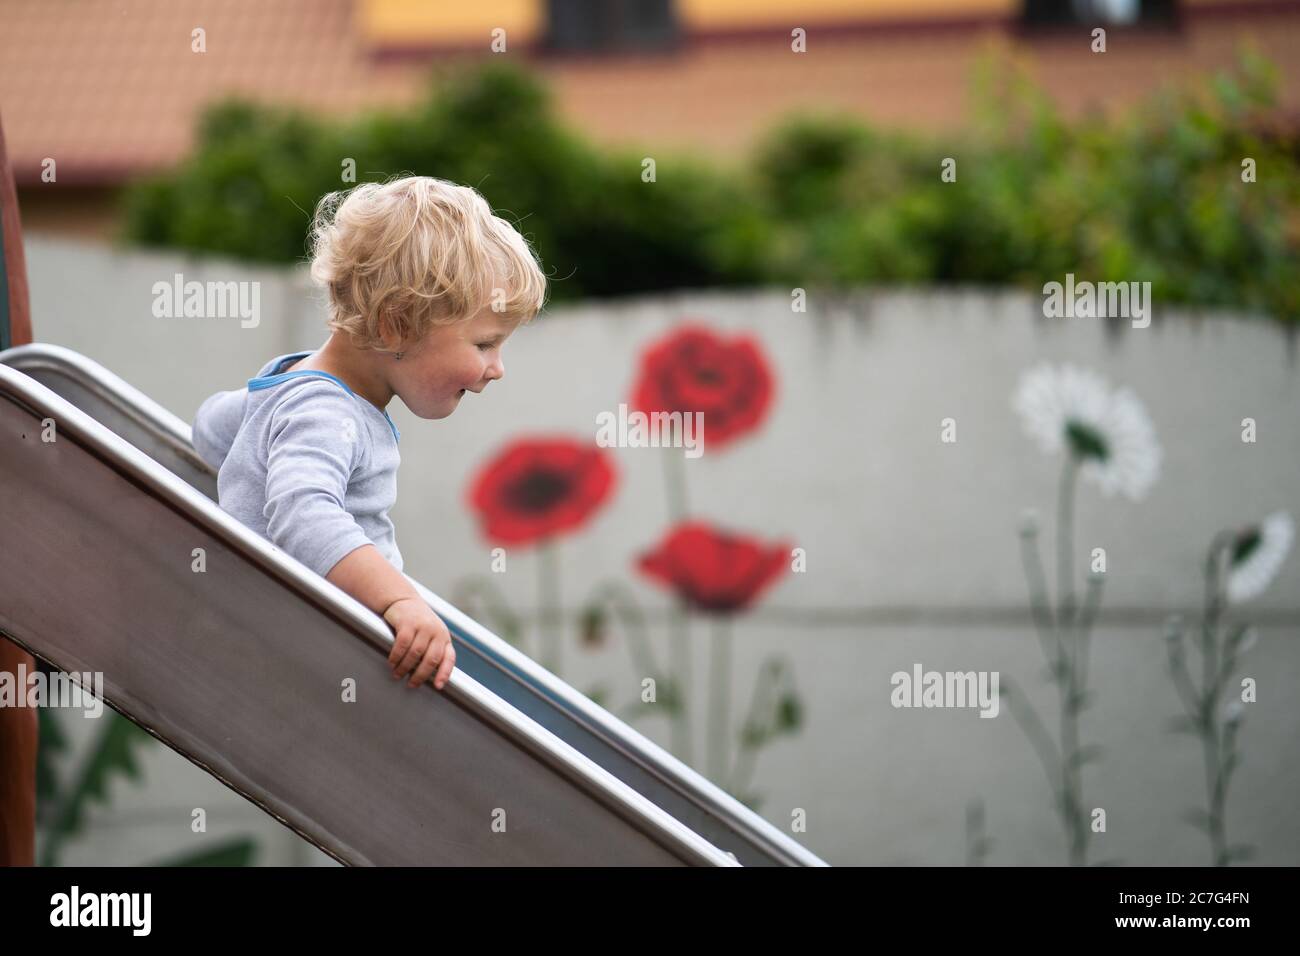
[487,356,504,381]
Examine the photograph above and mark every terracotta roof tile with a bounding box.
[3,1,1298,185]
[1,0,427,184]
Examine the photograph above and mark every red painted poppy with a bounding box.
[468,438,617,545]
[637,522,791,613]
[630,324,775,451]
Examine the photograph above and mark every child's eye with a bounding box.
[477,342,493,351]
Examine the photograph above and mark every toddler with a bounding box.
[191,176,546,691]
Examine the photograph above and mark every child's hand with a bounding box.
[382,598,456,690]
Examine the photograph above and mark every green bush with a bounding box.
[121,56,1299,321]
[121,65,765,304]
[748,51,1298,318]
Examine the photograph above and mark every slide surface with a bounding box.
[0,344,826,867]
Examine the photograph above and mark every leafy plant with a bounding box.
[121,56,1299,321]
[37,684,258,867]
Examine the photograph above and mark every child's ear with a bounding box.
[378,310,403,353]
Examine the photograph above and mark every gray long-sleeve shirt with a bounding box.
[191,350,404,578]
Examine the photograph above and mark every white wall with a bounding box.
[21,236,1300,866]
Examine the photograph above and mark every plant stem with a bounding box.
[538,538,561,674]
[662,428,690,522]
[452,574,523,651]
[1055,458,1088,865]
[1202,720,1227,865]
[1057,457,1079,634]
[584,579,678,733]
[585,580,659,682]
[662,427,693,765]
[669,600,692,764]
[1165,641,1200,714]
[1000,675,1062,801]
[1015,512,1085,863]
[39,716,113,867]
[1200,537,1230,865]
[727,657,782,799]
[1018,525,1062,675]
[1074,575,1103,693]
[707,615,732,789]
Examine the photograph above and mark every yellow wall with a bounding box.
[359,0,543,45]
[358,0,1264,46]
[358,0,1017,45]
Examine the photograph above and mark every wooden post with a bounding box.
[0,110,38,867]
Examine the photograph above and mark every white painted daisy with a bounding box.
[1225,511,1294,604]
[1012,362,1162,501]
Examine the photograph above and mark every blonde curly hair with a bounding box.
[309,176,546,353]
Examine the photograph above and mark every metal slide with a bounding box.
[0,344,827,867]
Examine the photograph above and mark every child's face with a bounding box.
[391,304,521,420]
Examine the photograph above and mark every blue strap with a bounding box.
[248,364,400,443]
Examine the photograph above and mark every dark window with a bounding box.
[543,0,680,54]
[1021,0,1179,28]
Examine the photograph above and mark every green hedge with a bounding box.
[121,56,1299,320]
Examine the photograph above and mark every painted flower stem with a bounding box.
[727,657,782,799]
[1000,674,1062,800]
[1009,362,1162,866]
[669,601,692,764]
[538,538,562,674]
[707,615,732,788]
[1014,456,1105,866]
[581,582,710,779]
[1057,457,1079,630]
[1166,531,1251,866]
[663,432,693,764]
[1202,541,1227,864]
[662,427,690,524]
[451,574,524,652]
[583,580,667,709]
